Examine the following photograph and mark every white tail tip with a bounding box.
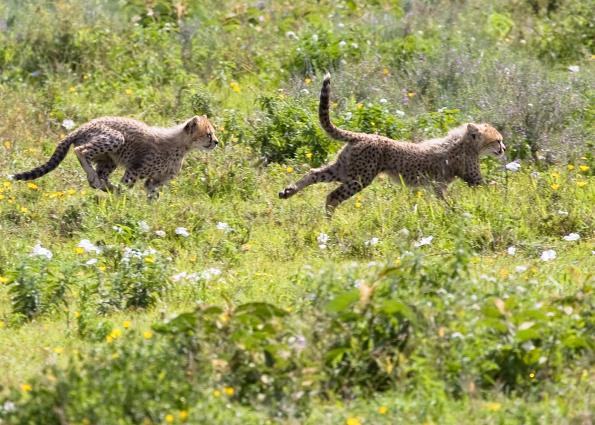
[6,174,15,181]
[323,72,331,82]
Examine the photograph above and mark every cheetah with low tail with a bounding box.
[279,73,505,215]
[11,115,218,199]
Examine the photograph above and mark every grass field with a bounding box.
[0,1,593,424]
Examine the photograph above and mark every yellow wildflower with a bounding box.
[143,330,153,340]
[75,247,85,255]
[304,78,312,85]
[0,194,4,201]
[355,201,362,208]
[105,335,113,343]
[0,276,8,284]
[67,189,76,195]
[224,386,235,396]
[125,88,133,96]
[550,172,560,179]
[53,347,64,354]
[484,402,501,412]
[346,418,361,425]
[529,371,535,379]
[3,181,11,188]
[123,320,131,329]
[3,140,11,149]
[165,414,174,424]
[378,405,388,414]
[382,68,390,76]
[567,164,574,171]
[110,328,122,339]
[550,183,560,190]
[286,166,294,173]
[407,91,416,97]
[0,321,5,328]
[178,410,189,421]
[579,165,590,172]
[144,256,155,264]
[306,152,313,159]
[229,81,241,93]
[74,311,81,318]
[356,103,363,109]
[69,86,76,93]
[213,389,221,397]
[20,206,29,214]
[21,383,32,392]
[576,181,587,188]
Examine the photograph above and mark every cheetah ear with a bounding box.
[184,116,199,134]
[467,123,479,140]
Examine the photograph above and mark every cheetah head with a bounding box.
[184,115,219,150]
[467,123,505,157]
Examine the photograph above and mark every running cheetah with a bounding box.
[11,115,218,198]
[279,73,505,215]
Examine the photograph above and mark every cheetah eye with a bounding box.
[207,132,212,140]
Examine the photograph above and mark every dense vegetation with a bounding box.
[0,0,593,423]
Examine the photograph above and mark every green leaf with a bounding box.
[325,290,359,313]
[234,302,288,319]
[152,312,197,334]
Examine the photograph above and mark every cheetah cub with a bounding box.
[12,115,218,199]
[279,74,505,215]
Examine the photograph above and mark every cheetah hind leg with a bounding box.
[325,179,369,218]
[279,165,339,199]
[74,147,106,190]
[95,158,119,193]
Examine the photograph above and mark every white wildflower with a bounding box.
[138,221,150,233]
[31,243,52,259]
[507,246,516,256]
[530,171,540,178]
[78,239,102,254]
[515,265,528,273]
[112,225,123,233]
[171,272,188,282]
[2,401,16,412]
[414,235,433,247]
[311,34,318,42]
[317,232,329,249]
[351,42,358,49]
[338,40,347,48]
[300,88,310,95]
[395,109,405,117]
[365,237,380,246]
[557,210,569,216]
[175,227,190,237]
[450,332,463,339]
[200,267,222,281]
[540,249,556,262]
[216,222,233,233]
[379,98,388,104]
[285,31,298,40]
[154,230,166,237]
[85,258,98,266]
[567,65,580,73]
[562,233,580,241]
[61,119,75,130]
[344,111,353,120]
[505,160,521,172]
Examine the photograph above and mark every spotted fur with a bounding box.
[12,115,218,199]
[279,73,505,215]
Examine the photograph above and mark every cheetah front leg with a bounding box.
[143,177,167,200]
[279,164,339,199]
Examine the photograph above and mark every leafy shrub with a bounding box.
[251,94,337,166]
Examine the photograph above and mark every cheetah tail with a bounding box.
[318,73,359,143]
[11,134,77,181]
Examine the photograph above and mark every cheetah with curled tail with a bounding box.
[279,73,505,215]
[11,115,218,199]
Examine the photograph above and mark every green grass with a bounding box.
[0,0,593,424]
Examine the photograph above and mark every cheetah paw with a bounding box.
[278,186,297,199]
